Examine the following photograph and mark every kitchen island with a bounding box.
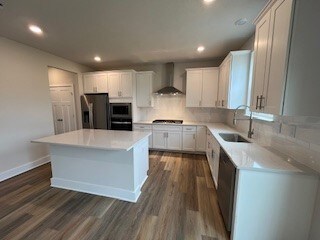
[32,129,151,202]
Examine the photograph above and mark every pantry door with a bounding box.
[50,85,77,134]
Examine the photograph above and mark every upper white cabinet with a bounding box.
[83,72,108,94]
[136,71,155,107]
[107,71,134,98]
[217,51,252,109]
[251,0,294,115]
[186,68,219,108]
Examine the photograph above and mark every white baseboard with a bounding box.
[0,155,51,182]
[51,177,143,203]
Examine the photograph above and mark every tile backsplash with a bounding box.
[137,95,227,123]
[226,110,320,173]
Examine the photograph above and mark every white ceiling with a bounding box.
[0,0,267,69]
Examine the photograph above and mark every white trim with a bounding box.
[51,176,148,203]
[49,84,73,87]
[0,155,51,182]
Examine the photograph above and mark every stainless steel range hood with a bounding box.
[154,62,184,95]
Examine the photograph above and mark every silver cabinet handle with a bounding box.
[221,100,224,107]
[193,134,196,139]
[259,95,265,110]
[57,119,63,122]
[256,95,260,110]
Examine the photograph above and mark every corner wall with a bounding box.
[0,37,91,180]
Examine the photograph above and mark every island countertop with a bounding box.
[32,129,151,151]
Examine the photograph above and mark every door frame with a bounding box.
[49,84,77,134]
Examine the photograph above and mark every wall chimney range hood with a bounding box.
[154,62,184,95]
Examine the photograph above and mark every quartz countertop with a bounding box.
[32,129,151,151]
[134,121,315,175]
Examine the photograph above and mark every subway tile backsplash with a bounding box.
[137,95,226,123]
[226,110,320,173]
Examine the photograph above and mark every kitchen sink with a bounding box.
[219,133,251,143]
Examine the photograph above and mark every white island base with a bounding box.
[43,135,149,203]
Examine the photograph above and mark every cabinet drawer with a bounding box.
[153,125,182,132]
[183,126,197,132]
[133,124,152,130]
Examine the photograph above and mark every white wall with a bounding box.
[48,67,82,129]
[0,37,91,179]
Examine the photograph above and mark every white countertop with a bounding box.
[134,121,315,174]
[32,129,151,151]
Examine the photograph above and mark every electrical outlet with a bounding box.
[0,1,4,9]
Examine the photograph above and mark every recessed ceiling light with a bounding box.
[203,0,215,4]
[235,18,248,26]
[197,46,205,53]
[94,56,101,62]
[29,25,43,35]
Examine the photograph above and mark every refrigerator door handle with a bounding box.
[88,103,94,129]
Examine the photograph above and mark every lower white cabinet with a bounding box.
[133,124,206,152]
[152,125,183,151]
[211,136,220,188]
[133,124,153,148]
[206,129,220,188]
[152,131,167,149]
[196,126,207,151]
[167,132,183,150]
[183,132,196,151]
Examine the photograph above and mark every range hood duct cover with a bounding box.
[154,62,184,95]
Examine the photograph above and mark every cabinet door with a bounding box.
[264,0,293,115]
[211,137,220,188]
[196,126,207,152]
[95,73,108,93]
[222,58,231,108]
[183,132,196,151]
[108,73,121,98]
[153,131,167,149]
[252,11,272,111]
[202,68,219,107]
[167,132,182,150]
[119,72,133,98]
[83,74,95,93]
[137,73,153,107]
[217,65,224,107]
[186,70,202,107]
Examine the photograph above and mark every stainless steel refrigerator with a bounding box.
[81,94,111,130]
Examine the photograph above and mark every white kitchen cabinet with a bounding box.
[167,132,183,150]
[182,131,196,151]
[107,71,134,98]
[196,126,207,152]
[152,131,167,149]
[252,0,294,115]
[211,136,220,188]
[186,68,219,108]
[133,124,153,148]
[83,72,108,94]
[217,51,252,109]
[136,71,155,107]
[152,125,182,151]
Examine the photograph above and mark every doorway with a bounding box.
[49,85,77,134]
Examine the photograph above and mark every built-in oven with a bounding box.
[110,103,132,131]
[110,103,132,119]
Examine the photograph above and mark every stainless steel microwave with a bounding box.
[110,103,132,119]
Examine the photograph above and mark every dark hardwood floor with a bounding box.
[0,151,229,240]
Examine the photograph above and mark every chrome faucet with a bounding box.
[233,105,254,138]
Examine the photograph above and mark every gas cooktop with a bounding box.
[152,119,183,124]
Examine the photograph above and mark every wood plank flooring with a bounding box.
[0,151,229,240]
